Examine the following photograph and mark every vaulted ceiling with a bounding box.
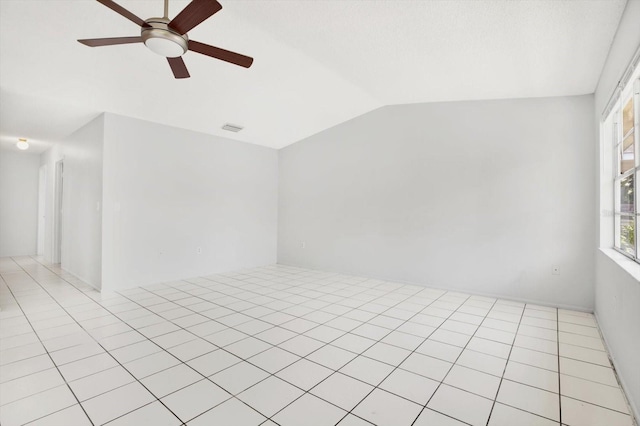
[0,0,628,153]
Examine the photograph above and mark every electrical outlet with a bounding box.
[301,241,306,249]
[552,266,560,275]
[197,247,202,255]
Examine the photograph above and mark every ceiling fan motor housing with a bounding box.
[141,17,188,58]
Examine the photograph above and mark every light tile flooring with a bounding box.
[0,256,636,426]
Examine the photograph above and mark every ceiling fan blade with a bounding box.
[168,0,222,35]
[168,57,190,79]
[96,0,150,27]
[188,40,253,68]
[78,36,143,47]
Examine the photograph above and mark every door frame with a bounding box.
[53,160,64,264]
[37,165,47,256]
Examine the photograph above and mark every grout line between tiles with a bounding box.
[1,256,634,426]
[484,299,526,425]
[262,287,457,425]
[6,258,188,426]
[25,256,423,424]
[557,306,563,425]
[119,267,437,425]
[409,296,494,426]
[0,274,96,426]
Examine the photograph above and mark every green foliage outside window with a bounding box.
[621,220,635,253]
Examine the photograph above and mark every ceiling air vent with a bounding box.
[222,123,243,132]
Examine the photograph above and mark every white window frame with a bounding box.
[612,78,640,261]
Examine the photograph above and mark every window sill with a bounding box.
[599,247,640,283]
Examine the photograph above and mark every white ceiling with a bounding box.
[0,0,628,152]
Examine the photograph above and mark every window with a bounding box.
[613,79,640,259]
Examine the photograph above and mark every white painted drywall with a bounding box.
[40,144,63,262]
[62,116,104,288]
[0,150,40,256]
[594,0,640,420]
[37,165,46,255]
[279,95,595,310]
[595,250,640,420]
[40,144,62,264]
[39,115,104,289]
[101,114,278,291]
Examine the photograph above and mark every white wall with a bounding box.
[279,95,595,310]
[40,144,62,263]
[0,150,40,256]
[101,114,278,291]
[595,251,640,419]
[62,116,104,288]
[594,0,640,420]
[37,165,46,255]
[40,115,105,289]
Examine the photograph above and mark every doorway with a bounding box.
[53,160,64,264]
[37,165,47,256]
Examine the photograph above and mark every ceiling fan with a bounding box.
[78,0,253,79]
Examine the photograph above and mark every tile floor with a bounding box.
[0,256,636,426]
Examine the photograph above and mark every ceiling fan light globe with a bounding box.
[141,19,188,58]
[144,37,185,58]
